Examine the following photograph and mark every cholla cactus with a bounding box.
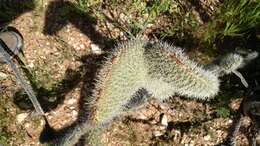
[45,38,257,146]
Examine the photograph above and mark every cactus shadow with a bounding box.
[0,0,36,26]
[12,64,86,112]
[13,0,119,112]
[39,54,105,144]
[43,0,115,47]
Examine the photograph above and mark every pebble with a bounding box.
[73,44,77,49]
[159,125,166,130]
[67,98,77,105]
[16,113,29,124]
[160,114,168,127]
[79,44,85,49]
[69,106,76,110]
[91,44,102,55]
[228,119,233,124]
[72,110,78,118]
[153,131,163,137]
[24,122,30,128]
[0,72,7,78]
[204,135,211,141]
[40,119,45,126]
[28,62,34,68]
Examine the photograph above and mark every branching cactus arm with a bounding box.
[144,41,220,100]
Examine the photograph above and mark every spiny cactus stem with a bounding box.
[232,70,248,88]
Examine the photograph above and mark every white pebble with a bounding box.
[204,135,211,141]
[91,44,102,55]
[153,131,163,137]
[159,125,166,130]
[28,62,34,68]
[72,110,78,118]
[228,119,233,124]
[24,122,30,128]
[79,44,85,49]
[0,72,7,78]
[160,114,168,127]
[67,98,77,105]
[16,113,29,124]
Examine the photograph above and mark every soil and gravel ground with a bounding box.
[0,0,259,146]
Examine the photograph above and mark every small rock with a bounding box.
[91,44,102,55]
[79,44,85,49]
[69,106,76,110]
[72,110,78,118]
[24,122,30,128]
[76,47,81,51]
[160,114,168,127]
[228,119,233,124]
[159,125,166,130]
[47,115,52,120]
[28,62,34,68]
[73,44,77,49]
[204,135,211,141]
[40,119,45,126]
[67,98,77,105]
[0,72,8,78]
[16,113,29,124]
[153,131,163,137]
[150,120,157,124]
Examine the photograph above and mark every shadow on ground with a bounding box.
[13,0,116,112]
[0,0,36,26]
[43,0,115,46]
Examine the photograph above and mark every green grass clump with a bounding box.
[204,0,260,42]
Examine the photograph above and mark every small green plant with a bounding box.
[76,0,102,13]
[216,107,230,118]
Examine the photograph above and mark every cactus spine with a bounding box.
[47,38,256,146]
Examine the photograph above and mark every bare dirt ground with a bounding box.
[0,0,258,146]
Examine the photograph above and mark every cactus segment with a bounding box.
[92,38,147,124]
[144,42,220,100]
